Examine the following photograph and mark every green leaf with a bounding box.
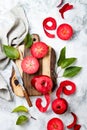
[12,105,28,113]
[57,47,66,66]
[16,115,28,125]
[61,58,77,68]
[63,66,82,77]
[24,33,33,48]
[3,45,20,59]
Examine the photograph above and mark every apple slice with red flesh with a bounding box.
[57,23,73,40]
[21,56,39,74]
[30,41,49,59]
[47,117,64,130]
[52,98,68,114]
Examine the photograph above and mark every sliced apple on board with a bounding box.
[15,34,57,96]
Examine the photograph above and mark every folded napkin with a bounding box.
[0,5,28,100]
[0,74,12,101]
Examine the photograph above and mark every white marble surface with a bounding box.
[0,0,87,130]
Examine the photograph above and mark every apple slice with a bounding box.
[30,41,49,59]
[57,23,73,40]
[52,98,68,114]
[21,56,39,74]
[47,117,64,130]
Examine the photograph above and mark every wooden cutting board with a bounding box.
[15,34,57,96]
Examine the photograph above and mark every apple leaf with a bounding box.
[16,115,28,125]
[63,66,82,77]
[12,105,28,113]
[24,33,33,48]
[61,58,77,68]
[57,47,66,66]
[3,45,20,59]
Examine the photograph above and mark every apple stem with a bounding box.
[31,116,37,120]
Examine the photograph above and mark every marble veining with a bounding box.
[0,0,87,130]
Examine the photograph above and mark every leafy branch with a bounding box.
[12,105,36,125]
[57,47,82,78]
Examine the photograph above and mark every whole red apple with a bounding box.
[52,98,68,114]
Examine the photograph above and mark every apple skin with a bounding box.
[31,75,53,94]
[52,98,68,114]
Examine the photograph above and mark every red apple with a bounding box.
[47,117,64,130]
[52,98,68,114]
[31,75,53,94]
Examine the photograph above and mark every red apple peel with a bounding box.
[36,94,50,112]
[59,3,73,19]
[67,112,77,129]
[43,17,57,38]
[56,80,76,98]
[74,124,81,130]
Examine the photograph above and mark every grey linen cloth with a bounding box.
[0,74,12,101]
[0,5,28,100]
